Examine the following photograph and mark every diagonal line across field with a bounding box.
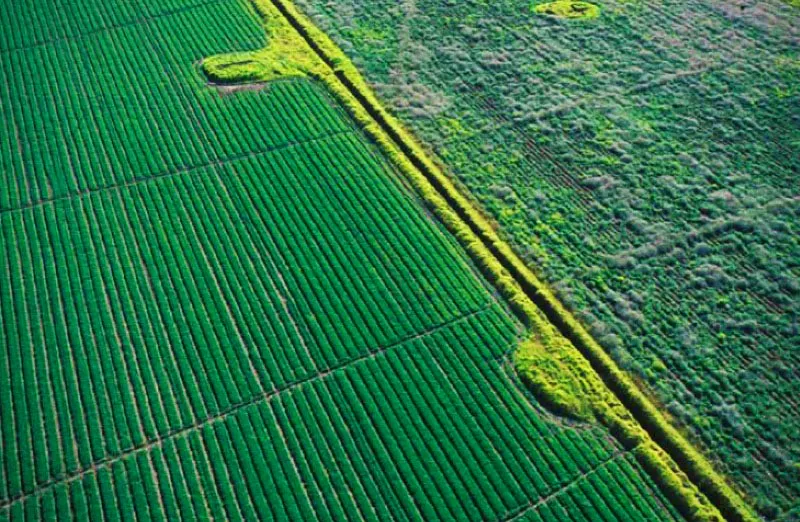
[0,301,494,513]
[497,449,629,522]
[0,129,355,217]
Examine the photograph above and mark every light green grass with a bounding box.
[201,5,323,83]
[533,1,600,19]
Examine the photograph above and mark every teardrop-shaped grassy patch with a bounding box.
[534,1,600,19]
[201,1,328,85]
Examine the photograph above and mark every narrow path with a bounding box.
[497,449,629,522]
[0,129,353,216]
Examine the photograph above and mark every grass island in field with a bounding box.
[533,1,601,20]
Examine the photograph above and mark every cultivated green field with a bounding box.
[0,0,692,520]
[291,0,800,518]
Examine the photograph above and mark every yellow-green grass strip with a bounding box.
[208,1,759,520]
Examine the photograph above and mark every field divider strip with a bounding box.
[0,302,493,512]
[0,129,354,216]
[260,1,759,520]
[498,449,630,522]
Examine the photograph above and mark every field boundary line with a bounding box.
[0,129,353,216]
[0,303,492,512]
[260,1,759,520]
[498,449,629,522]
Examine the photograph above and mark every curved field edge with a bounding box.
[213,1,759,521]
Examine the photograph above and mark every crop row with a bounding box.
[0,1,348,212]
[2,306,680,520]
[0,128,493,502]
[0,0,226,52]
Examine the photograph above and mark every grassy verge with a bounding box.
[205,1,759,520]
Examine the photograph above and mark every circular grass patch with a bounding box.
[534,1,600,19]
